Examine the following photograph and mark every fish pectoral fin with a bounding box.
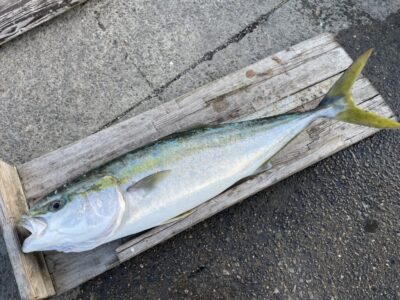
[161,209,194,225]
[127,170,171,193]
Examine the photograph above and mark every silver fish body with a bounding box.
[112,108,334,241]
[21,107,334,252]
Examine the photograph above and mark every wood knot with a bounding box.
[245,69,256,78]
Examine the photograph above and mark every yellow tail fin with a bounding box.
[319,49,400,129]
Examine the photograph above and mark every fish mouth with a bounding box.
[18,215,47,237]
[18,215,49,253]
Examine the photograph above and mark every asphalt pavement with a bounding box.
[0,0,399,299]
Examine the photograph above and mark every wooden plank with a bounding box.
[0,160,55,300]
[0,0,87,46]
[11,33,397,295]
[19,33,348,202]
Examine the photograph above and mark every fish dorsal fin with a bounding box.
[161,209,194,225]
[127,170,171,193]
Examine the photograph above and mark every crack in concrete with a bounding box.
[98,0,290,130]
[131,59,155,90]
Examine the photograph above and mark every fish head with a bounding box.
[19,192,74,253]
[19,175,126,253]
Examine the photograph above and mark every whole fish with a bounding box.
[20,50,400,252]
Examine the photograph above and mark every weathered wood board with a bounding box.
[0,161,55,299]
[1,33,397,299]
[0,0,87,46]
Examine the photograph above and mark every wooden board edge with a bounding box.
[0,160,55,300]
[0,0,88,47]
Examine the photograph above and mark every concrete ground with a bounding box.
[1,0,400,299]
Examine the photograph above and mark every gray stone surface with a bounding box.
[0,0,399,299]
[0,2,154,164]
[99,0,284,88]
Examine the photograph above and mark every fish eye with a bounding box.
[48,199,66,212]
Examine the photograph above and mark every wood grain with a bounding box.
[0,160,55,300]
[0,0,87,46]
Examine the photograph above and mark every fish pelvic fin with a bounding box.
[160,209,194,225]
[318,48,400,129]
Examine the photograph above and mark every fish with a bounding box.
[19,49,400,253]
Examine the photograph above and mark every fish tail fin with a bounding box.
[318,48,400,129]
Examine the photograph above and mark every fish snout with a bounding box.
[18,215,47,237]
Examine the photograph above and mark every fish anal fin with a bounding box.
[127,170,171,193]
[161,209,194,225]
[230,160,273,188]
[254,160,273,175]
